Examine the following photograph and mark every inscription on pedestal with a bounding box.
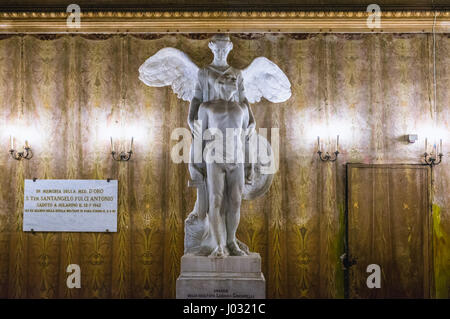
[176,254,266,299]
[187,288,256,299]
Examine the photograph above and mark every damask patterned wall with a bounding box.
[0,33,448,298]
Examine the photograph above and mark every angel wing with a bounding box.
[138,47,199,102]
[242,57,291,104]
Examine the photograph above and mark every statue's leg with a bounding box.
[225,163,246,256]
[206,162,227,257]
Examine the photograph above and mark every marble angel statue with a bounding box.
[139,34,291,257]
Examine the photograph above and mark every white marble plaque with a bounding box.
[23,179,118,232]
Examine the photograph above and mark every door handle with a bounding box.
[340,253,357,270]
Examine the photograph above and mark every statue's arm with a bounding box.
[239,72,256,184]
[238,72,256,136]
[188,98,201,133]
[197,102,208,137]
[188,70,206,180]
[246,102,256,136]
[188,69,204,132]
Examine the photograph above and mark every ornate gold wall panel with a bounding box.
[0,33,448,298]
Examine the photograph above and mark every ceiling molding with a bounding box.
[0,1,449,12]
[0,10,448,33]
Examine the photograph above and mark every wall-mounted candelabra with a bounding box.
[9,38,33,161]
[424,15,444,167]
[9,136,33,160]
[317,135,339,162]
[423,138,443,166]
[110,136,133,162]
[109,36,134,162]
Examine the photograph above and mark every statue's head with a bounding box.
[208,34,233,61]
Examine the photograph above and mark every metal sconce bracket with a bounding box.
[317,150,339,162]
[110,136,133,162]
[423,152,443,166]
[317,135,340,162]
[111,150,133,162]
[9,147,33,160]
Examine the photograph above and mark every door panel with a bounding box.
[347,164,431,298]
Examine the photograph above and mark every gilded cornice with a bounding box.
[0,10,448,33]
[1,10,449,18]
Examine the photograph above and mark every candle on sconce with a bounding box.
[110,137,115,153]
[10,135,13,150]
[130,137,134,152]
[336,135,339,152]
[425,138,428,153]
[433,144,437,156]
[25,140,29,149]
[440,139,443,155]
[317,136,320,152]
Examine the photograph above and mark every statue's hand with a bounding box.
[185,211,199,224]
[245,164,255,185]
[245,125,256,141]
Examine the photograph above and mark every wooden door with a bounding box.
[346,164,432,298]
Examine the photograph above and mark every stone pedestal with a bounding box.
[176,253,265,299]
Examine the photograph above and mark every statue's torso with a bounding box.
[196,66,249,162]
[200,100,248,131]
[198,65,242,103]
